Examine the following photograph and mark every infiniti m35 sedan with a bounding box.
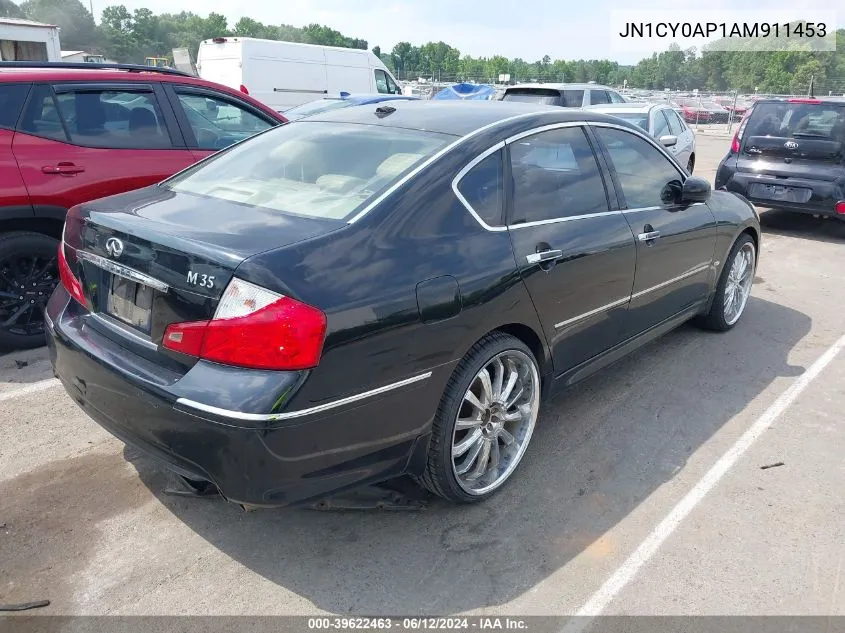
[47,101,760,507]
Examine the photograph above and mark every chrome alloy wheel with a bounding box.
[724,241,755,326]
[451,350,540,496]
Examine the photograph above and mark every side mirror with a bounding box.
[681,176,711,203]
[659,134,678,147]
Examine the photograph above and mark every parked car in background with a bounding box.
[716,97,845,218]
[583,102,697,172]
[501,83,627,107]
[282,92,419,121]
[699,100,730,123]
[675,99,713,124]
[196,37,403,112]
[47,101,759,509]
[0,61,287,349]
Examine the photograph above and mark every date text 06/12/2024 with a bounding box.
[307,617,529,630]
[618,21,829,39]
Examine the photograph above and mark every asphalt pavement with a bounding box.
[1,133,843,618]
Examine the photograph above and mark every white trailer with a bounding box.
[196,37,402,112]
[0,18,61,62]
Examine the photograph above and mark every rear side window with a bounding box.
[0,84,29,130]
[18,84,68,142]
[456,150,504,227]
[590,90,611,105]
[52,88,174,149]
[509,126,609,223]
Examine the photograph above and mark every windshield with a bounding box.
[166,122,452,221]
[284,98,353,120]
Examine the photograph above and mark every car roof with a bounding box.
[0,67,196,83]
[582,103,658,113]
[504,83,615,91]
[298,100,639,137]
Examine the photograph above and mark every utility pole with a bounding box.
[89,0,94,18]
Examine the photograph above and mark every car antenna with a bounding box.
[375,105,396,118]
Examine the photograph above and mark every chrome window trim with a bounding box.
[630,263,711,300]
[451,140,508,232]
[346,109,564,224]
[175,371,433,422]
[509,210,622,230]
[77,251,170,293]
[89,313,159,351]
[554,296,630,329]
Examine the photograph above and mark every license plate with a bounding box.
[106,275,153,333]
[749,183,811,203]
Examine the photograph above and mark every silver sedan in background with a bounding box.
[583,102,697,173]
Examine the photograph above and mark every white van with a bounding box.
[196,37,403,112]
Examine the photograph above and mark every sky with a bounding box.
[98,0,837,65]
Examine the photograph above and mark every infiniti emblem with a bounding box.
[105,237,124,258]
[784,140,799,150]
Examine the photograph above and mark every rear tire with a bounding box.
[696,234,756,332]
[687,155,695,173]
[418,332,541,503]
[0,232,60,350]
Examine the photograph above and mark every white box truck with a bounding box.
[0,18,61,62]
[196,37,403,112]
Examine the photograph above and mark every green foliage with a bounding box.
[4,1,845,95]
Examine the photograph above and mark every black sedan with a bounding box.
[46,101,760,507]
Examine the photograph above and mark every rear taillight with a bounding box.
[835,201,845,215]
[163,278,327,371]
[787,98,820,104]
[730,133,740,153]
[57,242,86,307]
[239,84,249,94]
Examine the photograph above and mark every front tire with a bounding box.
[0,232,60,350]
[687,155,695,173]
[696,234,756,331]
[419,332,541,503]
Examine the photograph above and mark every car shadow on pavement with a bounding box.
[758,209,845,244]
[130,295,808,615]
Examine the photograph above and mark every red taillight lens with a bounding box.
[730,133,740,153]
[239,84,249,94]
[57,242,86,307]
[163,278,327,371]
[835,201,845,215]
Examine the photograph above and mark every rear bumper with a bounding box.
[717,167,845,217]
[46,288,441,507]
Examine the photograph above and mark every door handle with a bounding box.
[637,230,661,242]
[42,162,85,175]
[526,249,562,264]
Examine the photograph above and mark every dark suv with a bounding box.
[715,98,845,218]
[0,62,286,349]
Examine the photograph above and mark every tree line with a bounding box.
[3,0,844,95]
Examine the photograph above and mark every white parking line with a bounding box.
[0,378,60,403]
[563,331,845,629]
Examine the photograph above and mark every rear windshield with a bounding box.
[502,89,584,107]
[743,102,845,159]
[607,112,649,131]
[166,121,452,220]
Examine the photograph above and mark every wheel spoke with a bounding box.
[500,361,518,404]
[455,437,485,476]
[492,358,504,400]
[1,302,29,327]
[466,440,491,481]
[489,440,500,472]
[455,416,482,431]
[463,390,485,414]
[478,367,494,406]
[499,428,516,446]
[453,428,482,457]
[504,384,524,409]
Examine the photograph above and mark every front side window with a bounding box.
[166,121,451,221]
[52,88,173,149]
[665,109,684,135]
[509,126,609,224]
[595,127,683,209]
[0,84,29,129]
[374,69,390,94]
[590,90,611,105]
[609,91,626,103]
[456,150,503,227]
[175,91,274,150]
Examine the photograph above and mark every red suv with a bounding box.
[0,62,287,349]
